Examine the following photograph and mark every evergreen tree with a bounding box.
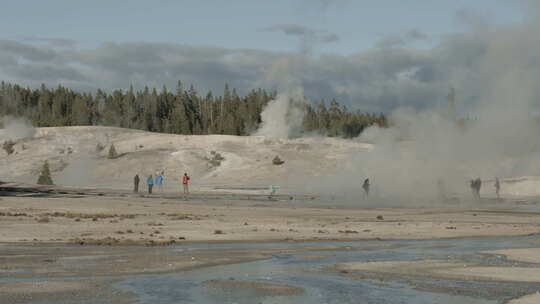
[37,161,54,185]
[0,81,388,138]
[108,143,118,159]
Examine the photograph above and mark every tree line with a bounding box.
[0,81,387,138]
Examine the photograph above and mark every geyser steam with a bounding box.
[0,116,36,141]
[253,92,305,138]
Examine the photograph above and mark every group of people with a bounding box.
[133,171,190,195]
[470,178,482,199]
[360,177,502,200]
[470,177,500,199]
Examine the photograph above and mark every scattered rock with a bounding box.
[272,155,285,165]
[339,230,359,234]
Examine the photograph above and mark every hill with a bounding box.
[0,126,371,193]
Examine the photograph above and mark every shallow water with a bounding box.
[113,235,540,304]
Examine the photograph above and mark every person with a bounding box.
[495,177,500,199]
[146,174,154,194]
[475,178,482,198]
[182,173,190,194]
[470,179,476,198]
[155,171,163,193]
[269,185,278,197]
[133,174,140,193]
[362,178,370,197]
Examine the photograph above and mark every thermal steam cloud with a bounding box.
[305,103,540,204]
[253,92,305,139]
[0,116,36,141]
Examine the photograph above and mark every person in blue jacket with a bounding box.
[146,174,154,194]
[155,171,163,193]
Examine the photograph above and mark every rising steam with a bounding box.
[253,92,305,138]
[0,116,36,141]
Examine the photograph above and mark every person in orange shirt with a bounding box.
[182,173,190,194]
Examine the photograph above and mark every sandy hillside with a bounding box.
[1,126,540,197]
[0,126,371,191]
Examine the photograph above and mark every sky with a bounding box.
[0,0,535,112]
[0,0,523,53]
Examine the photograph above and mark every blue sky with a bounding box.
[0,1,535,112]
[0,0,524,54]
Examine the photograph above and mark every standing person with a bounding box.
[133,174,140,193]
[362,178,370,197]
[182,173,190,194]
[146,174,154,194]
[155,172,163,193]
[476,178,482,199]
[470,179,476,199]
[495,177,500,199]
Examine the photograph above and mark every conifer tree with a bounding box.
[37,161,54,185]
[108,143,118,159]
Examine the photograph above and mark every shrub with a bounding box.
[272,156,284,165]
[2,140,15,155]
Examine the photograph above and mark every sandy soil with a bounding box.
[1,193,540,244]
[0,279,135,304]
[336,259,540,303]
[508,293,540,304]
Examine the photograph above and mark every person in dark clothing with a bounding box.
[475,178,482,198]
[495,177,500,199]
[147,175,154,194]
[470,178,482,199]
[362,178,370,197]
[133,174,140,193]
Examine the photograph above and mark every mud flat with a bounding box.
[2,190,540,244]
[336,260,540,282]
[508,293,540,304]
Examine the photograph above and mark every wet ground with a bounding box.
[114,236,540,304]
[3,235,540,303]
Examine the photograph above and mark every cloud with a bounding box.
[296,0,350,13]
[0,40,57,62]
[454,8,492,27]
[264,24,312,36]
[20,36,77,48]
[0,11,539,115]
[262,23,339,55]
[319,33,340,43]
[376,29,430,48]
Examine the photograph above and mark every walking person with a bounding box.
[182,173,190,195]
[495,177,500,199]
[155,171,163,193]
[362,178,370,197]
[133,174,140,193]
[147,174,154,194]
